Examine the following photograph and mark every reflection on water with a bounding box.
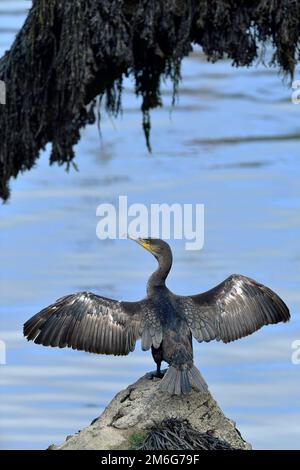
[0,0,300,450]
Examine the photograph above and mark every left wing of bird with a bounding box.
[24,292,161,355]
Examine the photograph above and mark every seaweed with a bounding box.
[139,417,236,450]
[1,0,300,200]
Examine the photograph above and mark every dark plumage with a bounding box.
[24,238,290,395]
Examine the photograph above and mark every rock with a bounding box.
[54,371,251,450]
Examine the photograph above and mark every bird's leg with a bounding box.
[147,362,165,380]
[149,345,165,379]
[146,361,165,380]
[155,362,164,379]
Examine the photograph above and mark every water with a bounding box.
[0,0,299,450]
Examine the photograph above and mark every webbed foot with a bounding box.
[146,369,166,380]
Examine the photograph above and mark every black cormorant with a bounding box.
[24,238,290,395]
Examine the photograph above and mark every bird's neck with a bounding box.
[147,254,172,295]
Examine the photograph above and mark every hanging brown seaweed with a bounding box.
[1,0,299,200]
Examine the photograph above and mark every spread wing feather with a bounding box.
[24,292,160,355]
[178,275,290,344]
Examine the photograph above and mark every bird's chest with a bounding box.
[151,296,186,330]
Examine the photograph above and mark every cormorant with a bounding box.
[24,238,290,395]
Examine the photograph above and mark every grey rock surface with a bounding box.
[53,372,251,450]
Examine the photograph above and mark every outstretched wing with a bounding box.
[177,275,290,344]
[24,292,152,355]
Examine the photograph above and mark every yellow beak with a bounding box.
[128,235,152,252]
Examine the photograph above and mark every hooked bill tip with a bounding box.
[127,234,137,241]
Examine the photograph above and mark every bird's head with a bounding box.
[129,236,172,264]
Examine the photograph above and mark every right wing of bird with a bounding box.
[23,292,161,355]
[177,274,290,344]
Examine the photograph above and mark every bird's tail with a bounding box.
[158,364,208,395]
